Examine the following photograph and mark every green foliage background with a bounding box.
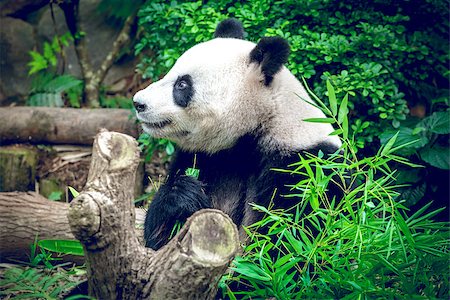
[136,0,448,149]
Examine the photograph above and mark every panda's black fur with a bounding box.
[214,18,245,39]
[250,37,290,86]
[135,19,341,250]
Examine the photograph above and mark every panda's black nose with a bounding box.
[133,100,147,113]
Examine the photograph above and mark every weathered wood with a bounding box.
[0,191,146,263]
[0,192,74,262]
[0,107,138,145]
[0,146,37,192]
[68,130,239,299]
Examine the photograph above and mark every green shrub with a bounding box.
[218,82,450,299]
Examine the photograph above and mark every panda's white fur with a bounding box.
[134,38,341,154]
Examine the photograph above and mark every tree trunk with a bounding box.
[0,191,146,263]
[59,1,136,108]
[0,107,138,145]
[68,130,239,299]
[84,78,101,108]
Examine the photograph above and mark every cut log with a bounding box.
[0,146,37,192]
[0,191,146,263]
[0,107,139,145]
[68,130,239,299]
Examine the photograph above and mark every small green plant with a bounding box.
[47,191,63,201]
[28,33,72,75]
[1,239,89,299]
[27,73,83,107]
[28,238,61,269]
[0,266,86,299]
[219,82,449,299]
[137,133,175,162]
[379,110,449,206]
[27,32,84,107]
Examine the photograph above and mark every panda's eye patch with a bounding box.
[173,75,194,108]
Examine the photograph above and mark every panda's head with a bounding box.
[133,19,292,153]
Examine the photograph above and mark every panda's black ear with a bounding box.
[250,37,290,86]
[214,18,244,39]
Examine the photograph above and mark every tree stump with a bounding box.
[67,130,239,299]
[0,146,37,192]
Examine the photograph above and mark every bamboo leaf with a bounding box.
[38,239,84,256]
[327,80,337,116]
[68,186,79,197]
[381,131,399,156]
[329,128,343,136]
[342,116,349,139]
[338,93,348,124]
[303,118,335,124]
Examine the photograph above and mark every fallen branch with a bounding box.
[0,107,138,145]
[68,130,239,299]
[0,192,145,263]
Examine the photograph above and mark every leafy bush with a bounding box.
[218,83,449,299]
[379,111,449,206]
[27,31,84,107]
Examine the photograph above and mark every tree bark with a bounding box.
[59,1,136,108]
[0,192,74,262]
[68,130,239,299]
[0,107,138,145]
[0,191,146,263]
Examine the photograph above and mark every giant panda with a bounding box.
[133,19,341,250]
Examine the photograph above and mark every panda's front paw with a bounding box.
[144,175,210,250]
[165,174,211,216]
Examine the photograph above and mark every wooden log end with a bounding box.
[95,130,140,171]
[181,209,239,266]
